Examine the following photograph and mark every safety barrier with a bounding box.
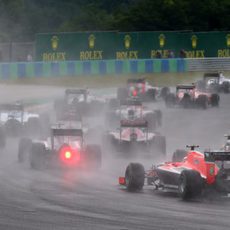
[187,58,230,72]
[0,59,187,79]
[0,58,229,80]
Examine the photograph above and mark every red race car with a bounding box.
[119,145,230,200]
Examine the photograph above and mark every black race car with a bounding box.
[54,88,106,119]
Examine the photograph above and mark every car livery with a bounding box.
[119,145,230,200]
[105,118,166,156]
[165,84,219,109]
[106,99,162,130]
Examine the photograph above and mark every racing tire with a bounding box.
[178,170,203,200]
[165,93,176,108]
[18,138,32,163]
[196,95,208,109]
[181,94,191,109]
[85,144,102,169]
[144,113,157,131]
[146,89,156,101]
[221,81,230,94]
[160,87,170,99]
[153,135,166,156]
[210,94,219,107]
[4,119,22,137]
[125,163,145,191]
[30,143,46,170]
[0,127,6,149]
[117,87,128,101]
[172,149,187,162]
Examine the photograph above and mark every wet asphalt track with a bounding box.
[0,85,230,230]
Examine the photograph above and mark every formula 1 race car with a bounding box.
[196,72,230,94]
[106,98,162,130]
[0,103,49,137]
[54,88,106,120]
[117,78,169,102]
[104,118,166,157]
[18,122,102,169]
[119,145,230,200]
[165,84,219,109]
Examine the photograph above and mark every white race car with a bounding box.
[0,103,49,137]
[106,98,162,130]
[197,72,230,93]
[104,118,166,157]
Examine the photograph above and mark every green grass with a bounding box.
[1,71,230,88]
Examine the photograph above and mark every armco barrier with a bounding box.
[0,59,187,79]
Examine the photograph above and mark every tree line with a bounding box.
[0,0,229,42]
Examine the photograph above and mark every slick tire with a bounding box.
[125,163,145,191]
[5,119,22,137]
[222,81,230,94]
[172,149,187,162]
[178,170,203,200]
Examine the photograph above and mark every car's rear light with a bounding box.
[119,177,126,185]
[64,151,72,159]
[59,145,80,166]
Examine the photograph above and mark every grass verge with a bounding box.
[0,71,229,88]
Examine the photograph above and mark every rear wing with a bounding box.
[204,151,230,162]
[52,128,83,137]
[176,85,195,90]
[203,73,220,79]
[0,103,24,111]
[120,119,147,128]
[127,78,145,84]
[65,89,87,95]
[120,99,142,106]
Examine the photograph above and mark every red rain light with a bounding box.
[59,145,80,166]
[119,177,126,185]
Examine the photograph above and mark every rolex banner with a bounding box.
[35,31,230,61]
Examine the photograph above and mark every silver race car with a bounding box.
[0,103,49,137]
[18,121,102,169]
